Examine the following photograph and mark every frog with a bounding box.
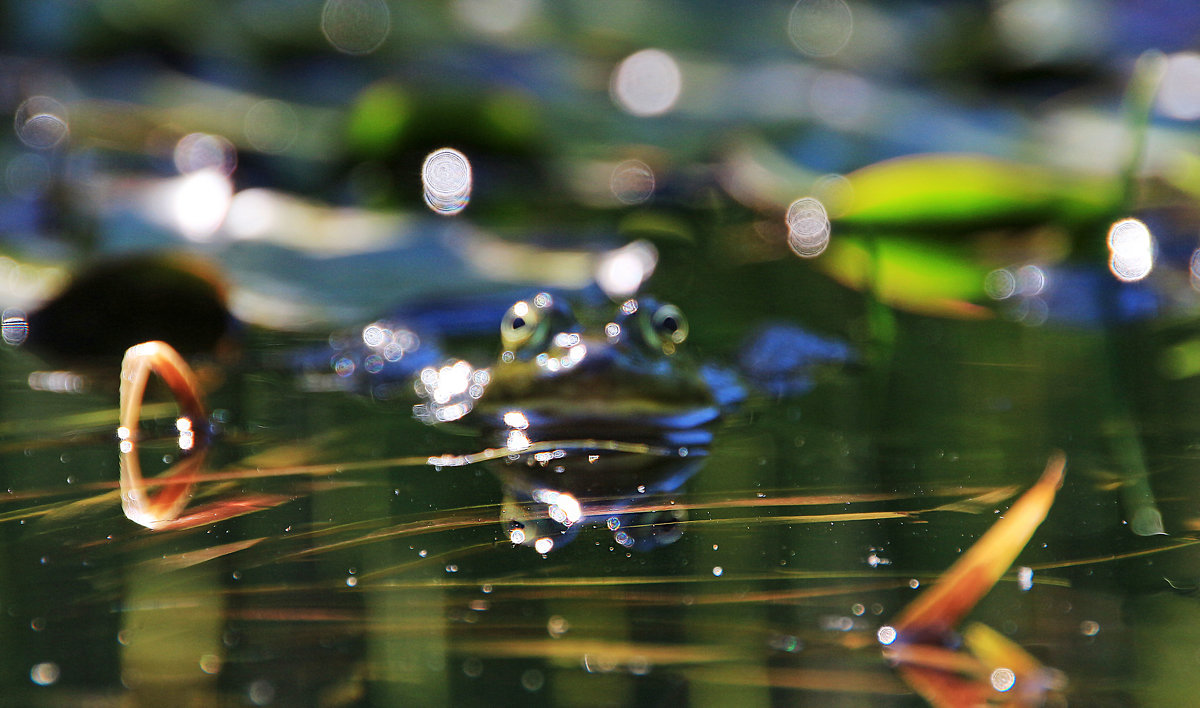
[332,288,850,553]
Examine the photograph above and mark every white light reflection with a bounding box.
[422,148,473,215]
[361,322,418,362]
[533,537,554,554]
[536,490,581,525]
[788,0,853,57]
[990,667,1017,693]
[321,0,391,55]
[170,168,233,241]
[876,625,897,645]
[610,160,655,204]
[785,197,831,258]
[413,360,490,423]
[1017,565,1033,591]
[506,428,531,452]
[1107,218,1154,282]
[596,240,658,299]
[2,309,28,346]
[1158,53,1200,120]
[14,96,68,150]
[610,49,682,118]
[224,189,277,240]
[176,417,195,452]
[1015,264,1046,296]
[503,410,529,429]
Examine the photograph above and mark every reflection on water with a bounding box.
[7,264,1199,705]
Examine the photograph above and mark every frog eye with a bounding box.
[501,300,540,349]
[651,304,688,345]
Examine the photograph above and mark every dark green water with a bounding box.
[3,247,1200,707]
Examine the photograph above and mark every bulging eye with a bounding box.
[651,304,688,345]
[501,300,540,349]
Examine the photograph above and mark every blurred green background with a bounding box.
[4,1,1200,706]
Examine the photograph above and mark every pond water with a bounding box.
[3,244,1200,707]
[4,2,1200,707]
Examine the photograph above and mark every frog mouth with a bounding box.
[478,381,722,432]
[475,340,721,432]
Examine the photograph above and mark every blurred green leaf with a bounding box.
[818,234,993,318]
[836,153,1120,231]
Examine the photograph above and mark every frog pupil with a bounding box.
[660,316,678,333]
[511,316,526,330]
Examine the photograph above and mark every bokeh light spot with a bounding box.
[30,662,60,686]
[786,196,831,258]
[422,148,473,215]
[596,240,658,299]
[171,168,233,240]
[1107,218,1154,282]
[1159,52,1200,120]
[14,97,69,150]
[611,49,682,117]
[788,0,853,57]
[990,667,1016,692]
[321,0,391,55]
[610,159,655,204]
[2,309,28,346]
[985,268,1017,300]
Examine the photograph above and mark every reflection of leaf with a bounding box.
[150,495,294,532]
[886,453,1066,707]
[818,235,993,318]
[892,452,1064,642]
[838,154,1119,230]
